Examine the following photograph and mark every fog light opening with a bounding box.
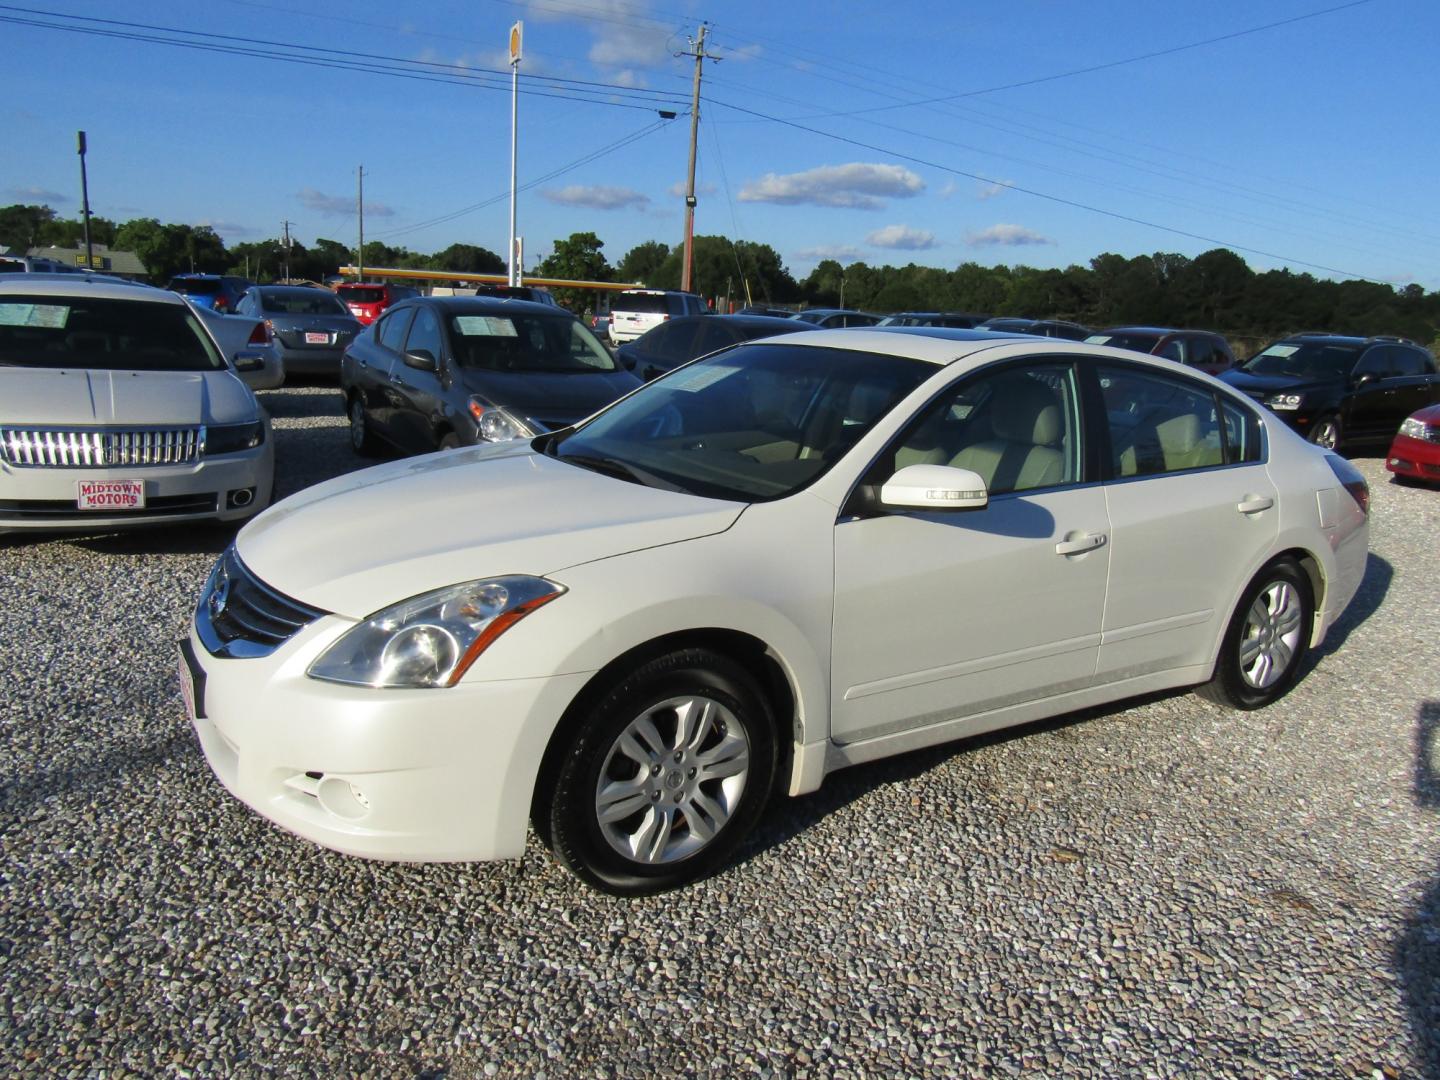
[227,487,255,509]
[316,776,370,820]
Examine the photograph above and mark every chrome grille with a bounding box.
[0,426,203,468]
[195,547,328,659]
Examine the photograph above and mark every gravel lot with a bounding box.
[1,384,1437,1078]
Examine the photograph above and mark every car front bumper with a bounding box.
[0,447,273,534]
[1386,433,1440,482]
[183,617,593,862]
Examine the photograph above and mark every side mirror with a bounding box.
[404,348,438,372]
[879,463,989,511]
[1352,371,1379,388]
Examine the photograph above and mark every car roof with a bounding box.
[1100,326,1183,335]
[170,273,225,280]
[1276,333,1368,345]
[0,277,184,304]
[761,326,1041,366]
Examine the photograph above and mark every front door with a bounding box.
[831,361,1109,745]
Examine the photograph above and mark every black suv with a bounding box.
[1220,333,1440,450]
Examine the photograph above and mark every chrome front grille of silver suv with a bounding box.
[0,426,203,468]
[195,546,328,659]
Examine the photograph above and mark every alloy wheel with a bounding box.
[1238,581,1304,689]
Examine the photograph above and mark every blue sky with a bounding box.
[7,0,1438,287]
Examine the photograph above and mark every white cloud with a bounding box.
[522,0,671,73]
[739,163,924,209]
[977,179,1016,200]
[8,186,68,204]
[542,184,650,210]
[966,223,1054,247]
[867,224,938,250]
[794,244,864,262]
[299,188,394,217]
[938,180,959,200]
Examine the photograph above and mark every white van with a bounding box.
[607,289,708,345]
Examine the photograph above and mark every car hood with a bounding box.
[236,444,744,616]
[1219,369,1336,396]
[458,368,642,429]
[0,367,256,426]
[1405,402,1440,425]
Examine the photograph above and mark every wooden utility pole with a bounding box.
[679,25,719,294]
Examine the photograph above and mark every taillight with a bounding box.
[1324,453,1369,516]
[247,321,271,345]
[214,297,229,312]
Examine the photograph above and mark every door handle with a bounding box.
[1236,495,1274,514]
[1055,532,1107,556]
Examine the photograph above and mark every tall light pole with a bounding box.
[356,164,365,282]
[679,25,719,294]
[76,131,93,269]
[508,21,523,287]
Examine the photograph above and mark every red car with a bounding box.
[335,281,418,326]
[1386,403,1440,484]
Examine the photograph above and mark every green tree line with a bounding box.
[5,203,1437,347]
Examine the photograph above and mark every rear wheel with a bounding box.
[1308,414,1342,450]
[1198,559,1313,710]
[545,649,777,895]
[348,397,380,457]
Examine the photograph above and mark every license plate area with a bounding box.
[304,331,330,344]
[177,639,207,720]
[76,479,144,510]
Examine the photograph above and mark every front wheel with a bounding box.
[1307,414,1342,450]
[1198,560,1313,710]
[545,649,777,895]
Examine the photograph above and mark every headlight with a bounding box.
[1400,417,1438,442]
[1264,393,1303,411]
[307,576,564,688]
[205,421,265,454]
[468,398,534,443]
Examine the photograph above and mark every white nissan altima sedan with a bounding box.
[182,328,1369,894]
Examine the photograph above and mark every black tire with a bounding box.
[1307,414,1342,450]
[348,397,380,457]
[545,648,777,895]
[1198,559,1313,710]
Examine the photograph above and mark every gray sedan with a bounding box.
[235,286,362,380]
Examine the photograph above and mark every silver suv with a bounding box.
[606,289,708,345]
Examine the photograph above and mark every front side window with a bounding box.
[877,363,1081,495]
[376,308,414,352]
[0,295,225,372]
[1393,348,1433,377]
[404,307,444,362]
[550,343,932,501]
[1100,365,1225,477]
[1352,348,1392,378]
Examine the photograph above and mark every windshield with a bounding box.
[339,286,386,304]
[261,290,349,315]
[549,343,932,501]
[0,295,226,372]
[1087,331,1161,352]
[450,312,616,373]
[1242,341,1361,380]
[168,277,221,295]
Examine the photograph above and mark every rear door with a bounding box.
[1090,361,1277,682]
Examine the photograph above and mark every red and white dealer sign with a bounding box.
[76,480,145,510]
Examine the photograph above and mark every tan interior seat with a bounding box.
[1117,410,1221,476]
[949,379,1065,493]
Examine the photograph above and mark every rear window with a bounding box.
[0,261,27,274]
[339,286,387,304]
[260,290,348,315]
[1088,331,1162,353]
[168,277,222,295]
[612,292,671,315]
[0,295,225,372]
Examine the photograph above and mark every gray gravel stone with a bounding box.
[0,386,1437,1077]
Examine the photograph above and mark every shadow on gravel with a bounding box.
[259,385,344,418]
[741,686,1189,865]
[37,522,236,558]
[1312,551,1392,661]
[1395,700,1440,1078]
[0,729,193,814]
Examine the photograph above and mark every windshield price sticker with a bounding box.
[76,479,144,510]
[1259,345,1299,357]
[665,363,741,393]
[0,303,70,328]
[454,316,519,338]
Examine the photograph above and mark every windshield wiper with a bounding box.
[557,453,646,485]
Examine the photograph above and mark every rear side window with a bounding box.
[1098,365,1225,477]
[376,308,414,352]
[1220,399,1263,464]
